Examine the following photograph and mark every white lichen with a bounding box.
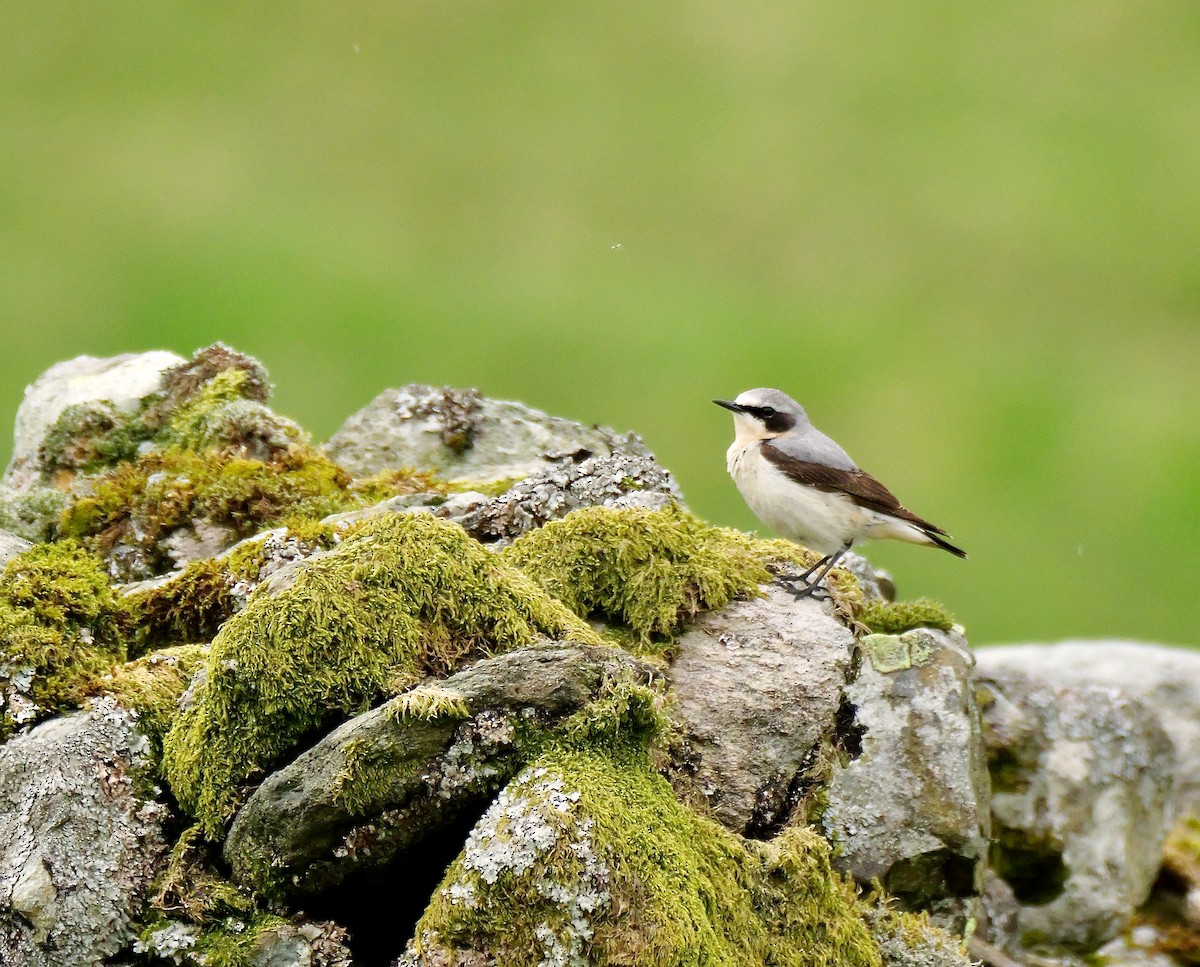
[444,766,611,967]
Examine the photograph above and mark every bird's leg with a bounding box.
[777,554,830,590]
[790,544,851,601]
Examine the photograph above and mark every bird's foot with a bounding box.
[788,581,829,602]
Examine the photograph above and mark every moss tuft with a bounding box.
[151,825,256,926]
[124,523,343,651]
[0,541,129,735]
[0,484,70,542]
[162,513,603,838]
[501,505,855,651]
[133,912,298,967]
[413,745,882,967]
[87,644,209,763]
[859,598,955,635]
[58,447,355,577]
[390,682,472,723]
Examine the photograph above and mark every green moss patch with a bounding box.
[125,522,344,652]
[500,505,859,651]
[163,513,603,839]
[57,446,355,574]
[413,745,882,967]
[0,541,129,735]
[859,598,955,635]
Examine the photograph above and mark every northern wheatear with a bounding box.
[715,388,965,598]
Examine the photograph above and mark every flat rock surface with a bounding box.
[323,384,650,483]
[0,706,169,967]
[667,584,856,835]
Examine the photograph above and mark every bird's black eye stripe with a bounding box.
[744,405,776,419]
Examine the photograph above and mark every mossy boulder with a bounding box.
[223,644,657,898]
[408,745,883,967]
[162,513,604,839]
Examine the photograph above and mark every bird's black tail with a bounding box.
[926,530,967,559]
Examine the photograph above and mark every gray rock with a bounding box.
[979,641,1200,812]
[821,629,990,906]
[323,384,651,484]
[2,350,183,491]
[667,584,857,835]
[975,661,1176,952]
[249,921,354,967]
[448,452,680,542]
[225,644,653,896]
[0,704,170,966]
[0,530,31,567]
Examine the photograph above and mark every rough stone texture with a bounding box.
[249,921,355,967]
[0,530,31,567]
[225,644,653,896]
[979,641,1200,813]
[323,384,651,483]
[666,583,857,836]
[0,705,170,967]
[2,350,184,491]
[975,662,1176,952]
[821,629,990,906]
[448,452,680,542]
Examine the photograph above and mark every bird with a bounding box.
[714,388,965,599]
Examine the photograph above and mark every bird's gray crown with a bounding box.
[733,388,808,421]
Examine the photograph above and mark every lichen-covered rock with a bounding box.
[0,706,169,967]
[979,641,1200,813]
[323,384,651,484]
[406,747,883,967]
[132,915,353,967]
[0,530,31,567]
[975,662,1176,952]
[666,583,858,835]
[821,629,990,907]
[453,452,680,543]
[861,904,974,967]
[2,349,184,491]
[224,644,655,897]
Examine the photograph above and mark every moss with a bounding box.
[162,513,603,839]
[133,912,296,967]
[413,745,882,967]
[349,467,455,502]
[58,446,356,575]
[124,523,343,651]
[0,541,129,735]
[390,682,473,722]
[1163,813,1200,890]
[862,900,970,967]
[151,825,256,926]
[859,598,955,635]
[500,505,860,651]
[86,644,208,762]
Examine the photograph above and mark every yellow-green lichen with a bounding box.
[0,541,129,735]
[163,513,603,838]
[500,505,860,651]
[413,745,882,967]
[859,598,955,635]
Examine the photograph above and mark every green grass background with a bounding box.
[1,2,1197,645]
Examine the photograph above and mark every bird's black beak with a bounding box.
[713,399,745,413]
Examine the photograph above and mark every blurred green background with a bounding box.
[1,2,1197,645]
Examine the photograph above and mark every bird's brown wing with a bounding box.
[760,442,948,535]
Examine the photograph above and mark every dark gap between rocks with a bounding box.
[303,808,481,967]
